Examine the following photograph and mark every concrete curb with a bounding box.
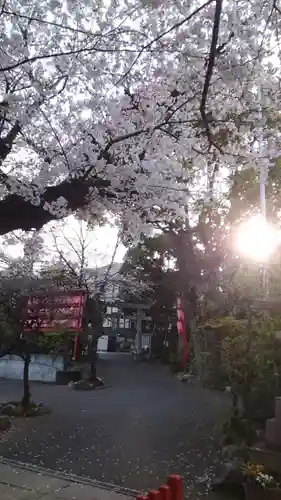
[0,457,141,497]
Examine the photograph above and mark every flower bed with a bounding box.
[244,463,281,500]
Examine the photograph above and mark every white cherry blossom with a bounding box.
[0,0,281,237]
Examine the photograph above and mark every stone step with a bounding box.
[248,447,281,475]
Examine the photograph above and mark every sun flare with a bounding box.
[235,216,281,261]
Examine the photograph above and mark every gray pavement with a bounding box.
[0,353,231,496]
[0,460,135,500]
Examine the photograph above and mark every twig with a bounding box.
[273,0,281,16]
[99,230,122,295]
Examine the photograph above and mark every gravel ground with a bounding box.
[0,353,231,496]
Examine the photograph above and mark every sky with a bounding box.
[49,216,127,267]
[1,215,127,269]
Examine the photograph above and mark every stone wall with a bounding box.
[0,354,64,383]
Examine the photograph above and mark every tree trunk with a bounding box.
[89,335,98,382]
[90,358,97,381]
[172,228,201,376]
[189,315,202,377]
[21,354,31,410]
[86,297,103,382]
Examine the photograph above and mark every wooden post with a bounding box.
[159,485,172,500]
[148,491,161,500]
[136,305,142,355]
[167,475,183,500]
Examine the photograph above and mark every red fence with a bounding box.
[136,475,183,500]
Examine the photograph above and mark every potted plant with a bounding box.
[243,463,281,500]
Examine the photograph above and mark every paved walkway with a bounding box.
[0,354,230,495]
[0,460,230,500]
[0,460,136,500]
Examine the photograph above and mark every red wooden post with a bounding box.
[167,475,183,500]
[148,491,161,500]
[159,485,172,500]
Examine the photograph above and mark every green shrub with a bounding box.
[202,316,247,338]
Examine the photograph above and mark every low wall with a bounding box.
[0,354,64,383]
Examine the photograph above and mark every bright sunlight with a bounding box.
[235,215,281,261]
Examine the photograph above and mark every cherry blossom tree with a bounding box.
[40,218,124,294]
[0,229,46,276]
[0,274,61,409]
[0,0,281,238]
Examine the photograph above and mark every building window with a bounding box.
[103,318,111,327]
[124,318,130,329]
[119,317,130,329]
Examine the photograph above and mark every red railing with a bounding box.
[136,475,183,500]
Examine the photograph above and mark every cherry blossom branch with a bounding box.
[273,0,281,16]
[51,228,89,290]
[1,7,145,40]
[23,134,58,163]
[39,108,71,173]
[0,80,218,236]
[1,8,103,37]
[0,177,92,234]
[115,0,215,85]
[0,45,138,73]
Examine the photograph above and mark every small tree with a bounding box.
[0,283,36,410]
[0,277,66,410]
[219,310,281,447]
[40,219,125,382]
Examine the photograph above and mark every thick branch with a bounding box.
[200,0,224,151]
[0,176,111,235]
[0,121,21,165]
[0,45,137,74]
[0,81,205,236]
